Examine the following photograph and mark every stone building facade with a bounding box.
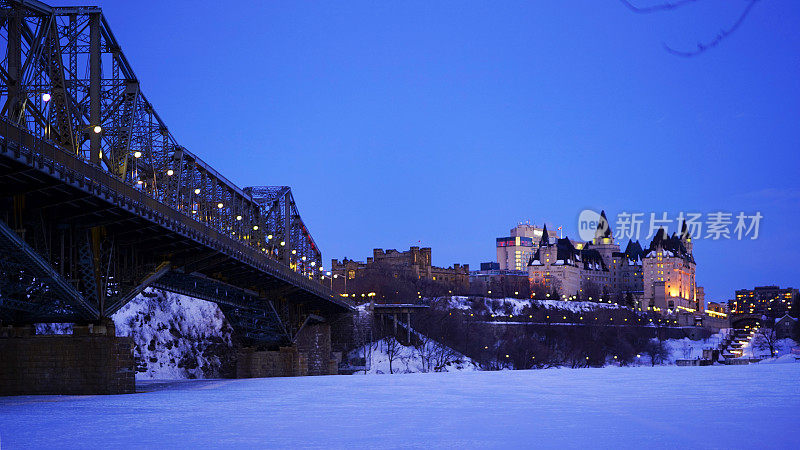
[527,223,610,299]
[331,246,469,290]
[527,211,703,314]
[642,224,700,312]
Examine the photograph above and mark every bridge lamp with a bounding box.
[280,241,285,246]
[194,188,201,195]
[291,249,297,255]
[319,267,324,272]
[93,125,102,134]
[253,225,259,231]
[217,202,223,209]
[166,169,174,176]
[301,256,307,261]
[137,180,143,185]
[267,234,273,240]
[42,93,51,102]
[310,261,316,266]
[134,151,142,158]
[236,215,242,221]
[326,271,331,276]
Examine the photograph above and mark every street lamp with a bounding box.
[42,93,52,139]
[332,273,348,296]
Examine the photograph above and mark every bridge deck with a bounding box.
[0,116,350,340]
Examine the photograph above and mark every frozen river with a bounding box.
[1,363,799,448]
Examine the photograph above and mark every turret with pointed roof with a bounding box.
[647,227,693,263]
[679,220,693,254]
[593,210,613,244]
[540,224,551,247]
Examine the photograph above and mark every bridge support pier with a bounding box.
[236,322,338,378]
[0,322,135,396]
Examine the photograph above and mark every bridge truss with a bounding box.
[0,0,347,345]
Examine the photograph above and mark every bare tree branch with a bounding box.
[622,0,762,57]
[619,0,703,13]
[664,0,761,57]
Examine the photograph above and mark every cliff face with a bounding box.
[112,290,236,379]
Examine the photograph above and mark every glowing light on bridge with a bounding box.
[194,188,201,195]
[93,125,102,134]
[217,203,223,209]
[134,151,142,158]
[42,93,51,102]
[166,169,174,176]
[253,225,259,231]
[236,215,242,221]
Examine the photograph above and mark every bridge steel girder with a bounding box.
[0,216,97,322]
[152,270,291,345]
[0,0,350,331]
[104,261,170,316]
[0,0,336,294]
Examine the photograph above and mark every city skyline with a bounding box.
[88,0,800,300]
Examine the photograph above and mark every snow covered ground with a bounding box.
[662,332,727,363]
[351,337,479,374]
[444,295,623,315]
[1,364,798,448]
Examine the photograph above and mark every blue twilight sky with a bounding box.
[62,0,799,300]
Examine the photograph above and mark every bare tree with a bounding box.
[414,335,437,373]
[753,326,779,357]
[383,337,403,374]
[643,339,669,366]
[431,341,459,372]
[681,340,693,359]
[620,0,762,56]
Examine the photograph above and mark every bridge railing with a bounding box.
[0,117,351,310]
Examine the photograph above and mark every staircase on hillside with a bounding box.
[721,328,756,359]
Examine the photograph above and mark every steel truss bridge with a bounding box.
[0,0,350,345]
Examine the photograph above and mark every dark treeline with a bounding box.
[410,301,675,370]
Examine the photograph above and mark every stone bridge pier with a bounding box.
[236,316,341,378]
[0,321,135,396]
